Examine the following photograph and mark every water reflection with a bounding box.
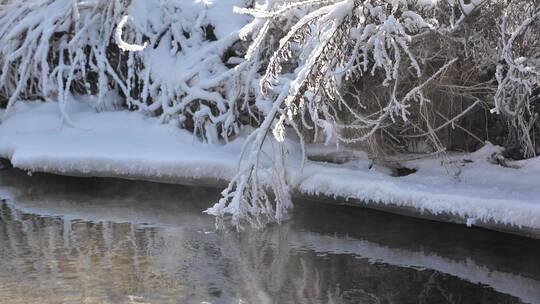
[0,170,538,304]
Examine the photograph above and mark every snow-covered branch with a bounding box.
[114,15,148,52]
[207,0,454,228]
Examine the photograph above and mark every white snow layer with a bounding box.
[1,100,540,231]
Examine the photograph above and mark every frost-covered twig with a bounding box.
[115,15,148,52]
[492,0,540,157]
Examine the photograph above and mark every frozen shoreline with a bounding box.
[1,101,540,238]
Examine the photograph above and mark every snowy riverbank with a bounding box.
[1,100,540,238]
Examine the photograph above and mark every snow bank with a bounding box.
[1,100,540,236]
[0,100,242,184]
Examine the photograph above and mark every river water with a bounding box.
[0,169,539,304]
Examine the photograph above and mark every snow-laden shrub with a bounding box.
[206,0,460,228]
[206,0,540,228]
[0,0,254,141]
[493,0,540,157]
[0,0,130,124]
[115,0,257,142]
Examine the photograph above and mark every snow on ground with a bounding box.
[1,100,540,234]
[0,100,241,183]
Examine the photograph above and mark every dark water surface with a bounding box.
[0,169,539,304]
